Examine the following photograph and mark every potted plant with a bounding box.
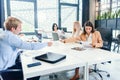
[107,11,117,29]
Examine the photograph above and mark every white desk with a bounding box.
[21,41,86,80]
[21,41,120,80]
[64,43,120,80]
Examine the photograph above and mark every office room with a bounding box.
[0,0,120,80]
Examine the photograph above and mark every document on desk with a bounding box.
[71,47,86,51]
[81,41,93,48]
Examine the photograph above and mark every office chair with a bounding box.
[97,27,112,51]
[61,27,67,32]
[114,34,120,53]
[49,73,58,79]
[0,69,22,80]
[0,74,3,80]
[0,50,23,80]
[90,27,112,80]
[0,56,23,80]
[112,29,120,53]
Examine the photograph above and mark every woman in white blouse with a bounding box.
[52,23,65,39]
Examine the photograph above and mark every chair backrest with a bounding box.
[61,27,67,32]
[0,74,3,80]
[0,69,22,80]
[96,27,112,51]
[112,29,120,45]
[112,29,120,39]
[117,34,120,40]
[116,34,120,44]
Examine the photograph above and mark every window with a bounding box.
[37,0,58,31]
[4,0,36,33]
[95,0,120,20]
[60,0,82,31]
[4,0,82,33]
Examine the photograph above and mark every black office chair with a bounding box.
[0,65,40,80]
[115,34,120,53]
[0,69,22,80]
[90,27,112,80]
[0,53,23,80]
[112,30,120,53]
[97,27,112,51]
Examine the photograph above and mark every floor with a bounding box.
[39,60,120,80]
[40,56,120,80]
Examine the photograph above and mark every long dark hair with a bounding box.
[83,21,95,34]
[52,23,58,31]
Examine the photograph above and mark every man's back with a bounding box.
[0,31,18,70]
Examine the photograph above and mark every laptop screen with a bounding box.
[52,32,59,41]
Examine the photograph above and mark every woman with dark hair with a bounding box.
[52,23,58,31]
[61,21,103,80]
[80,21,103,48]
[83,21,95,34]
[52,23,65,39]
[62,21,103,47]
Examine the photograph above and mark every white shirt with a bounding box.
[87,33,92,43]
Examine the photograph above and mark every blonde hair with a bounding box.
[73,21,82,31]
[4,16,22,31]
[72,21,82,37]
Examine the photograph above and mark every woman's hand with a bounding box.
[92,43,98,48]
[60,39,66,43]
[47,42,53,46]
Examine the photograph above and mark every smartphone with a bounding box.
[27,62,41,68]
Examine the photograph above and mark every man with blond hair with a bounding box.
[0,16,52,80]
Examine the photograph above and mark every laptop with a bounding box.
[34,52,66,63]
[52,32,59,41]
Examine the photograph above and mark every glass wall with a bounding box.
[11,1,35,32]
[4,0,82,33]
[4,0,35,33]
[95,0,120,20]
[60,0,78,4]
[60,0,82,31]
[61,6,77,31]
[37,0,58,31]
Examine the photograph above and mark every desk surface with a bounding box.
[21,41,120,80]
[21,41,86,79]
[45,42,120,65]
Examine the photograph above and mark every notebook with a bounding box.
[52,32,59,41]
[34,52,66,63]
